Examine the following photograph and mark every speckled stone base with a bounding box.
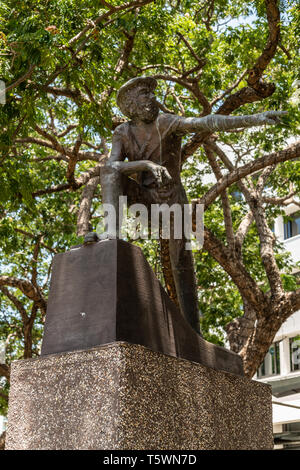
[6,342,273,450]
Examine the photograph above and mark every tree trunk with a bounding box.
[225,297,257,354]
[240,317,280,378]
[159,237,179,307]
[23,321,34,359]
[0,431,5,450]
[238,299,293,378]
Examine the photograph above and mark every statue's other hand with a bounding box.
[257,110,287,125]
[149,163,172,187]
[160,166,172,185]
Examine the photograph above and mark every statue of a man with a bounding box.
[96,76,285,333]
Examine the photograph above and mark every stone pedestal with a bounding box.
[6,342,273,450]
[40,239,243,376]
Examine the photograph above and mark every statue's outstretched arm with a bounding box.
[176,111,287,133]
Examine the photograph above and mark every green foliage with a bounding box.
[0,0,299,411]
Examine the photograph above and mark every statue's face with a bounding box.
[128,85,159,122]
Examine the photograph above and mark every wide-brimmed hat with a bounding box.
[116,76,158,112]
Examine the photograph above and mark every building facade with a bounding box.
[256,204,300,449]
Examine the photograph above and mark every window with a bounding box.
[289,335,300,372]
[283,422,300,433]
[257,342,281,378]
[284,212,300,239]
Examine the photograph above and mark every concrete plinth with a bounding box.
[40,240,244,377]
[6,342,273,450]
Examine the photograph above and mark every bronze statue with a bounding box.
[88,76,285,333]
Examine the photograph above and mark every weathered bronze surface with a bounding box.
[41,239,244,376]
[98,76,286,333]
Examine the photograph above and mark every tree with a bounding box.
[0,0,299,431]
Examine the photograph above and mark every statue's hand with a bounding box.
[256,111,287,125]
[147,162,172,187]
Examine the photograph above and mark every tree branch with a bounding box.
[77,177,99,236]
[32,163,103,197]
[34,84,86,104]
[0,364,10,380]
[200,141,300,209]
[235,211,254,256]
[203,143,235,252]
[152,73,211,114]
[203,141,285,298]
[289,288,300,313]
[31,237,42,287]
[5,64,35,93]
[247,0,280,90]
[176,32,207,67]
[203,227,266,311]
[0,276,47,313]
[67,134,82,188]
[32,183,71,197]
[68,0,152,46]
[210,69,248,107]
[0,286,28,323]
[262,191,299,206]
[182,1,281,159]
